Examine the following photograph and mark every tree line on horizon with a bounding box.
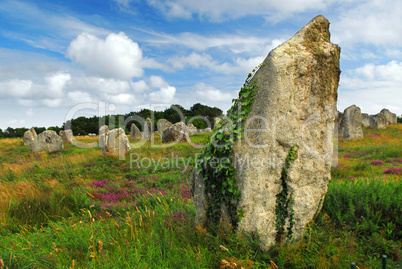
[0,103,223,138]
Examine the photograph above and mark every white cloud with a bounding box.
[0,79,33,98]
[168,52,264,75]
[74,76,131,94]
[195,83,233,102]
[148,76,176,103]
[332,0,402,46]
[44,72,71,98]
[42,98,63,108]
[130,80,149,92]
[67,91,93,103]
[147,0,326,21]
[339,61,402,115]
[103,93,139,105]
[66,32,144,80]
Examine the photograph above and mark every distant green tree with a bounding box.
[0,128,3,138]
[163,105,188,124]
[189,103,222,127]
[33,127,46,134]
[47,126,61,134]
[4,127,16,138]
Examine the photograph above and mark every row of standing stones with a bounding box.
[98,118,218,157]
[22,117,219,155]
[338,105,398,140]
[23,128,72,153]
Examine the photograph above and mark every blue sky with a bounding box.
[0,0,401,129]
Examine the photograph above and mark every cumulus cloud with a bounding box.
[195,83,233,102]
[73,76,131,94]
[168,52,264,75]
[339,61,402,115]
[44,72,71,98]
[67,91,94,103]
[148,76,176,103]
[66,32,144,80]
[147,0,326,21]
[0,79,33,98]
[332,0,402,46]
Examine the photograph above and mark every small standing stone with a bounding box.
[130,123,143,139]
[370,114,387,129]
[162,122,190,143]
[30,130,63,153]
[23,127,37,146]
[341,105,363,140]
[99,125,109,152]
[187,123,198,135]
[143,118,153,141]
[157,119,172,140]
[379,109,397,125]
[361,113,370,127]
[104,128,131,157]
[59,129,73,144]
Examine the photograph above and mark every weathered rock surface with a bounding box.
[192,15,340,251]
[157,119,172,140]
[23,127,37,146]
[143,118,153,141]
[341,105,363,140]
[30,130,63,153]
[213,117,222,129]
[379,109,397,125]
[103,128,131,157]
[187,123,198,135]
[130,123,143,139]
[361,113,370,127]
[370,114,387,129]
[60,129,73,144]
[99,125,109,151]
[335,112,343,135]
[162,122,190,143]
[204,128,212,133]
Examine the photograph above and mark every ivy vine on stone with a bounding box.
[196,63,265,228]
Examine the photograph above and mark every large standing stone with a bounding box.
[361,113,370,127]
[370,114,387,129]
[59,129,73,144]
[157,119,172,140]
[30,130,63,153]
[340,105,363,140]
[143,118,153,141]
[191,15,340,251]
[379,109,397,125]
[162,122,190,143]
[99,125,109,152]
[187,123,198,135]
[130,123,142,139]
[23,127,37,146]
[104,128,131,157]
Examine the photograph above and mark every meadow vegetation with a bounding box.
[0,126,401,268]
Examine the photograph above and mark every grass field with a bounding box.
[0,126,401,268]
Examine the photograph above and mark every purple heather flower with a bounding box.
[383,167,402,175]
[370,160,384,166]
